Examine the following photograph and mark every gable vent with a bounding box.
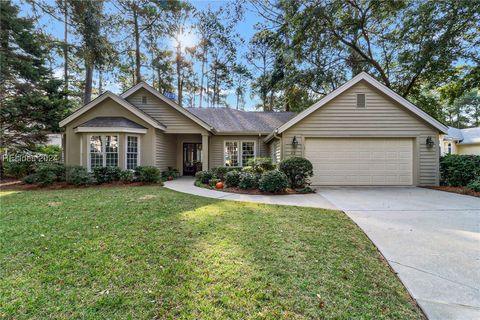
[142,96,147,104]
[356,93,366,108]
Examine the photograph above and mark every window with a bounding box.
[224,140,256,166]
[89,136,103,169]
[126,136,139,169]
[89,135,118,170]
[356,93,366,108]
[224,141,239,166]
[241,141,255,166]
[447,143,452,154]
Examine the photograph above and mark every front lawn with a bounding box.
[0,187,423,319]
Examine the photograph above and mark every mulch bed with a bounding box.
[197,183,314,195]
[424,186,480,198]
[0,180,161,191]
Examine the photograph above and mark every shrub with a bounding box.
[161,167,179,180]
[135,166,161,183]
[259,170,289,193]
[279,157,313,188]
[92,166,122,184]
[36,145,62,160]
[238,172,258,189]
[4,160,36,178]
[440,154,480,187]
[224,170,241,187]
[211,166,240,180]
[467,177,480,192]
[66,166,93,186]
[195,170,214,184]
[36,162,66,182]
[22,174,37,184]
[247,157,275,173]
[34,170,57,186]
[119,169,135,183]
[209,178,221,188]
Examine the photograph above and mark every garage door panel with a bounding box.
[305,138,413,186]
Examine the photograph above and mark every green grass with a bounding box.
[0,187,423,319]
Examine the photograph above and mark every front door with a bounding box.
[183,143,202,176]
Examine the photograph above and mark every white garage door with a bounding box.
[305,138,413,186]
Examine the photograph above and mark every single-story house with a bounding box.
[59,72,448,186]
[440,126,480,156]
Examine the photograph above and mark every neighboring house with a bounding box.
[440,127,480,156]
[59,72,448,186]
[46,133,62,146]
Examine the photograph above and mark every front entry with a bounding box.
[183,143,202,176]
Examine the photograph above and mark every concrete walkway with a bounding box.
[165,178,480,319]
[164,177,337,210]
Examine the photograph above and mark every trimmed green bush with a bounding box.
[92,166,122,184]
[440,154,480,187]
[210,166,240,180]
[120,169,135,182]
[247,157,275,173]
[161,167,179,180]
[195,170,214,184]
[36,162,66,182]
[224,170,241,187]
[467,177,480,192]
[135,166,161,183]
[259,170,289,193]
[34,170,57,186]
[279,157,313,188]
[66,166,93,186]
[4,160,36,178]
[22,174,37,184]
[238,172,258,189]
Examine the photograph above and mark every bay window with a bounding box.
[224,140,256,167]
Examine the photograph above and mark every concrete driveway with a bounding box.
[317,187,480,320]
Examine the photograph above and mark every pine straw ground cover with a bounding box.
[0,187,423,319]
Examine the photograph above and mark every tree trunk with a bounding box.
[133,5,142,83]
[176,40,182,106]
[84,62,93,104]
[157,65,161,92]
[213,66,218,107]
[98,69,103,93]
[63,0,68,98]
[199,44,207,108]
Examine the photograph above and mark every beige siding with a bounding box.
[156,131,177,171]
[209,135,269,168]
[282,80,440,186]
[64,98,156,168]
[126,88,208,134]
[457,144,480,155]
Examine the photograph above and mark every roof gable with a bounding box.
[120,82,214,132]
[276,72,448,135]
[59,91,165,130]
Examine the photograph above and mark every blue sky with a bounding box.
[18,0,264,110]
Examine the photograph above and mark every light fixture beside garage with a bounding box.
[426,136,434,148]
[292,136,298,148]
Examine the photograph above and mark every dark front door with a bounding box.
[183,143,202,176]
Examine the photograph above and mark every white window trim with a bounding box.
[125,135,141,170]
[87,134,119,171]
[224,140,257,167]
[356,92,367,108]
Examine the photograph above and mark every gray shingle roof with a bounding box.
[187,108,297,133]
[445,126,480,145]
[77,117,146,129]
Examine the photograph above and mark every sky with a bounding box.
[17,0,265,110]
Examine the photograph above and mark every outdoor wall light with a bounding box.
[292,136,298,148]
[426,136,434,148]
